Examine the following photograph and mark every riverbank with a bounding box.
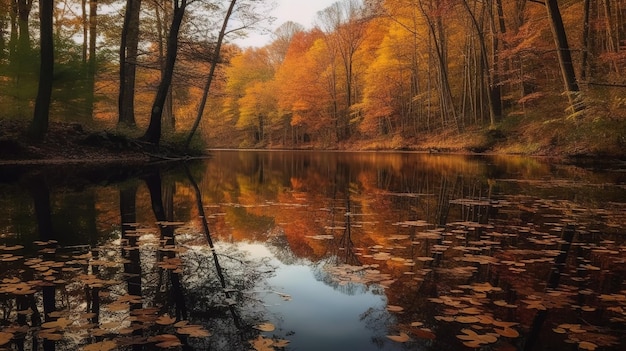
[0,119,195,165]
[1,117,624,165]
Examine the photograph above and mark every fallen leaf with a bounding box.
[83,340,117,351]
[387,332,410,342]
[254,323,275,332]
[156,315,176,325]
[0,332,14,346]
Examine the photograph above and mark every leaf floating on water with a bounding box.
[387,305,404,312]
[1,245,24,251]
[273,339,290,347]
[83,340,117,351]
[177,325,211,337]
[250,335,274,351]
[578,341,598,350]
[387,332,410,343]
[456,316,480,324]
[495,328,520,338]
[456,328,498,346]
[149,334,181,348]
[156,314,176,325]
[254,323,275,332]
[0,332,14,346]
[42,317,72,329]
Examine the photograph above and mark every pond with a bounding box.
[0,150,625,351]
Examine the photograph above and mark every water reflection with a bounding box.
[0,151,624,351]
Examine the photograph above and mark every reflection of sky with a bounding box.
[241,243,405,351]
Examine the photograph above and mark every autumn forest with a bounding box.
[0,0,625,155]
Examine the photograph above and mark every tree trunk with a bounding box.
[581,0,590,81]
[544,0,584,114]
[81,0,87,64]
[17,0,31,55]
[418,0,460,132]
[89,0,97,76]
[13,0,32,119]
[461,0,497,128]
[30,0,54,140]
[86,0,97,119]
[142,0,187,145]
[185,0,237,148]
[118,0,142,126]
[9,0,17,62]
[0,3,7,61]
[155,0,175,130]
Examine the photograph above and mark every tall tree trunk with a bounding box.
[155,0,175,130]
[0,1,7,61]
[118,0,142,126]
[461,0,497,128]
[185,0,237,148]
[418,0,460,132]
[30,0,54,140]
[81,0,87,64]
[86,0,97,119]
[9,0,17,63]
[16,0,31,55]
[89,0,97,77]
[142,0,187,145]
[544,0,584,114]
[13,0,32,119]
[581,0,590,81]
[490,0,505,118]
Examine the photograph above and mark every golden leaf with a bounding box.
[387,332,410,342]
[83,340,117,351]
[177,325,211,337]
[387,305,404,312]
[249,335,274,351]
[254,323,275,332]
[578,341,598,350]
[495,328,520,338]
[0,332,14,346]
[156,315,177,325]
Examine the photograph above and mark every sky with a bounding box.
[234,0,338,48]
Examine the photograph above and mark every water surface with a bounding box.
[0,150,624,350]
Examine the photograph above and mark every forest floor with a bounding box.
[1,116,624,166]
[0,119,195,166]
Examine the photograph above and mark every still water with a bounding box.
[0,150,624,350]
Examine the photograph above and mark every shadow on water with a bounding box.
[0,151,624,350]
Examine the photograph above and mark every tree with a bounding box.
[543,0,584,115]
[185,0,238,148]
[0,0,9,61]
[142,0,188,145]
[317,0,370,141]
[459,0,497,127]
[268,21,304,64]
[236,80,277,143]
[118,0,142,126]
[417,0,460,131]
[30,0,54,140]
[274,32,336,144]
[223,47,275,143]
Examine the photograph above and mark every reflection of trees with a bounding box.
[144,170,187,322]
[328,161,361,267]
[23,173,56,351]
[182,164,271,350]
[120,182,142,347]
